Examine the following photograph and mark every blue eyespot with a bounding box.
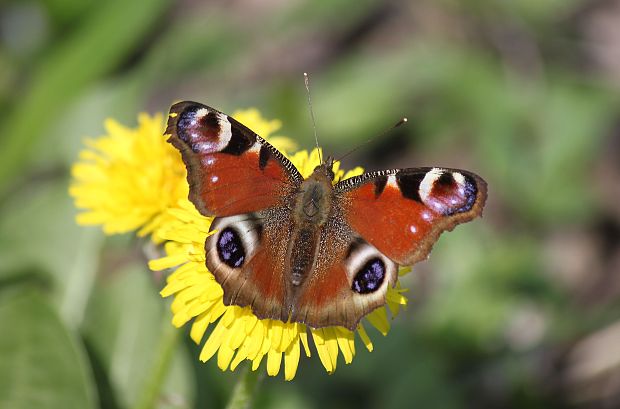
[217,228,245,268]
[352,258,385,294]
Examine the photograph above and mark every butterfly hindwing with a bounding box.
[291,229,399,330]
[166,101,303,217]
[205,211,291,322]
[335,167,487,266]
[206,210,400,330]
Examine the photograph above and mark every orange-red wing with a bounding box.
[335,167,487,266]
[166,101,302,217]
[291,230,399,330]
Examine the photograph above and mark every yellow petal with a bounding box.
[230,344,249,371]
[247,321,265,360]
[217,342,235,371]
[324,328,340,370]
[251,353,264,371]
[366,307,390,335]
[206,302,227,324]
[312,328,338,373]
[226,317,248,350]
[266,349,282,376]
[150,254,187,272]
[190,313,211,344]
[199,321,226,362]
[357,323,374,352]
[271,321,284,352]
[386,285,408,316]
[284,339,301,381]
[342,166,364,180]
[335,327,355,364]
[268,137,297,152]
[299,326,311,357]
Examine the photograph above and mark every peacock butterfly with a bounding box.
[166,101,487,331]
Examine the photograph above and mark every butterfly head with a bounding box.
[312,156,336,182]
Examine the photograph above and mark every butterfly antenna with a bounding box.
[304,72,322,165]
[335,117,408,163]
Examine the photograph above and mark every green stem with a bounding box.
[133,318,180,409]
[225,364,264,409]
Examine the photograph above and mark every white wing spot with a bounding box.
[195,108,209,119]
[419,168,443,203]
[453,172,466,187]
[387,174,398,188]
[248,141,261,154]
[217,113,233,149]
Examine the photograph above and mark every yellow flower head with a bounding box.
[71,109,409,380]
[69,113,187,237]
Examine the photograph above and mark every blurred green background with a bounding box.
[1,0,620,408]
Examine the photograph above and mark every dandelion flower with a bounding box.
[71,108,410,381]
[151,150,409,380]
[69,113,187,237]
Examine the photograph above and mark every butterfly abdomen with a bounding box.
[288,227,318,287]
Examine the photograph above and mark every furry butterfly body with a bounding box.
[166,101,487,330]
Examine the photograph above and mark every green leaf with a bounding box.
[0,290,97,409]
[0,0,171,195]
[82,263,193,409]
[0,178,104,328]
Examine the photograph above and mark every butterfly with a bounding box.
[166,101,487,331]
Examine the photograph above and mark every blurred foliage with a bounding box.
[1,0,620,408]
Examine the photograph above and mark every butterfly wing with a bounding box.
[335,167,487,265]
[286,167,486,330]
[166,101,303,217]
[290,227,399,330]
[204,211,293,323]
[167,101,303,322]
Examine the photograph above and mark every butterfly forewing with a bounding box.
[335,167,487,266]
[166,101,302,217]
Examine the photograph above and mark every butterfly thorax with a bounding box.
[293,164,334,224]
[288,164,335,287]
